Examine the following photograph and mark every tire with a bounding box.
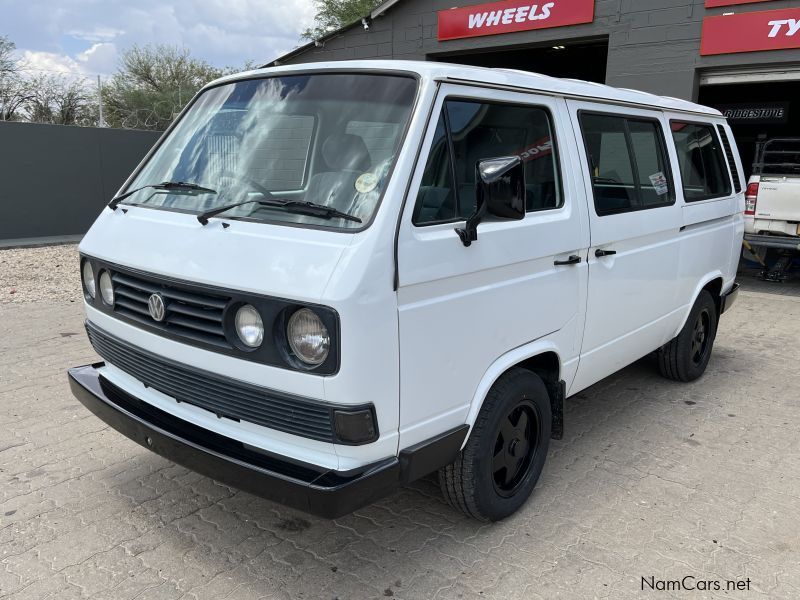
[439,368,551,521]
[658,290,718,383]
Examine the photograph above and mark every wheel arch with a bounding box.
[670,273,726,339]
[463,341,565,449]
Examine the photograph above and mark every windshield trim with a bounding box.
[114,69,422,234]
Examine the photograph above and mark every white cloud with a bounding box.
[76,43,118,75]
[20,50,84,77]
[66,27,125,43]
[7,0,318,78]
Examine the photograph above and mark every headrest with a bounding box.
[322,133,372,172]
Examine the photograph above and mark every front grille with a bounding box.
[111,270,231,348]
[86,322,336,442]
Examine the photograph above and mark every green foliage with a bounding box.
[302,0,382,41]
[0,38,251,129]
[25,74,96,126]
[101,44,225,130]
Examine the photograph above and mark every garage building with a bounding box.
[270,0,800,178]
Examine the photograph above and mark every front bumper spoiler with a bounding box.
[68,364,467,518]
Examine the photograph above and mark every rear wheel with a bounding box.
[658,290,718,382]
[439,368,551,521]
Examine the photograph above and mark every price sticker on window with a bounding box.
[649,172,669,196]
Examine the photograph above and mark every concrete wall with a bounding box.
[277,0,800,101]
[0,122,160,241]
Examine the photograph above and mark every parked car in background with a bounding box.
[69,61,743,522]
[745,138,800,280]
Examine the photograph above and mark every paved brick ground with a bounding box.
[2,277,799,599]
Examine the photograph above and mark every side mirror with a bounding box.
[456,156,526,247]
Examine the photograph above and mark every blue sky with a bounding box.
[1,0,317,79]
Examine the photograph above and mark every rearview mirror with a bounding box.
[456,156,526,247]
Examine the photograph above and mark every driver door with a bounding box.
[395,85,590,448]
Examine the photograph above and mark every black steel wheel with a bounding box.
[658,290,718,382]
[492,400,542,498]
[690,308,712,367]
[439,368,551,521]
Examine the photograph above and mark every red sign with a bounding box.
[701,8,800,56]
[517,137,553,162]
[705,0,774,8]
[437,0,595,42]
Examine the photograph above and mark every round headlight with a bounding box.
[82,261,96,299]
[287,308,330,366]
[235,304,264,348]
[99,271,114,305]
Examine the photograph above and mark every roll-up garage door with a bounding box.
[701,65,800,86]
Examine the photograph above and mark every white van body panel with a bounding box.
[395,85,590,448]
[462,337,578,447]
[566,101,683,394]
[80,206,352,304]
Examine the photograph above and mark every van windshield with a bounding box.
[118,73,418,229]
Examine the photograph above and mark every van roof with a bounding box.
[209,60,722,117]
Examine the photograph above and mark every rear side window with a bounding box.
[716,125,742,194]
[670,122,732,201]
[580,113,674,216]
[413,99,562,226]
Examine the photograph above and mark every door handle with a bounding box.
[595,249,617,258]
[554,255,582,266]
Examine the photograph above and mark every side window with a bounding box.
[670,122,732,201]
[413,114,456,225]
[580,113,674,216]
[413,99,562,226]
[716,125,742,194]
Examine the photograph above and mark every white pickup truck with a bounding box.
[745,138,800,280]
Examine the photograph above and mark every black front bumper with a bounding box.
[68,364,467,518]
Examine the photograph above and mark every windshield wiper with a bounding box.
[196,199,362,226]
[108,181,217,210]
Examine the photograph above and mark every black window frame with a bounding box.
[578,110,677,218]
[412,96,565,228]
[716,124,742,194]
[669,119,733,203]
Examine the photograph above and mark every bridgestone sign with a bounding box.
[717,103,789,124]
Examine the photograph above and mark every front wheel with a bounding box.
[439,368,551,521]
[658,290,718,382]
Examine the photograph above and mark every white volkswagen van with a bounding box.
[69,61,743,521]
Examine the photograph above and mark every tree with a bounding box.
[101,44,225,130]
[0,35,30,121]
[0,35,16,78]
[302,0,382,41]
[24,74,96,126]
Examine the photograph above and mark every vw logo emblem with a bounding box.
[147,293,166,322]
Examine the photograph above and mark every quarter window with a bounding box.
[670,122,732,201]
[413,99,562,226]
[580,113,674,216]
